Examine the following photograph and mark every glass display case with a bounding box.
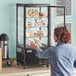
[16,4,65,69]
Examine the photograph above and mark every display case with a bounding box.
[16,4,65,68]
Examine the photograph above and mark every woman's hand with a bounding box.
[30,42,39,49]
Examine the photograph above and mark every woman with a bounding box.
[30,26,76,76]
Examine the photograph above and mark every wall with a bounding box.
[72,0,76,46]
[0,0,50,58]
[0,0,32,58]
[0,0,76,58]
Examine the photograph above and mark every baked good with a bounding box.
[37,30,44,36]
[26,22,32,27]
[26,32,33,37]
[39,12,45,18]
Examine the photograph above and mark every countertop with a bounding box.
[0,66,76,76]
[0,66,50,76]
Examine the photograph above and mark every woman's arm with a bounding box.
[30,42,52,58]
[36,48,50,58]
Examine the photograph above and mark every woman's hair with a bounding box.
[54,27,71,43]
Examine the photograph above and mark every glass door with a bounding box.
[25,6,49,48]
[49,6,65,46]
[17,6,24,47]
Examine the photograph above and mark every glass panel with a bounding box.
[49,7,65,46]
[18,6,24,45]
[25,7,48,48]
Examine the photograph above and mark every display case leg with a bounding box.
[46,64,49,67]
[23,66,27,69]
[17,62,19,65]
[7,60,12,66]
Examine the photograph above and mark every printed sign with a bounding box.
[55,0,72,16]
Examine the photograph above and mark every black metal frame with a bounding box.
[16,4,65,69]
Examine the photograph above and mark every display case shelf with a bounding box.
[26,16,48,18]
[26,26,48,28]
[26,36,48,38]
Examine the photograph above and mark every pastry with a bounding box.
[26,22,32,27]
[39,12,45,17]
[37,30,44,36]
[26,32,33,37]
